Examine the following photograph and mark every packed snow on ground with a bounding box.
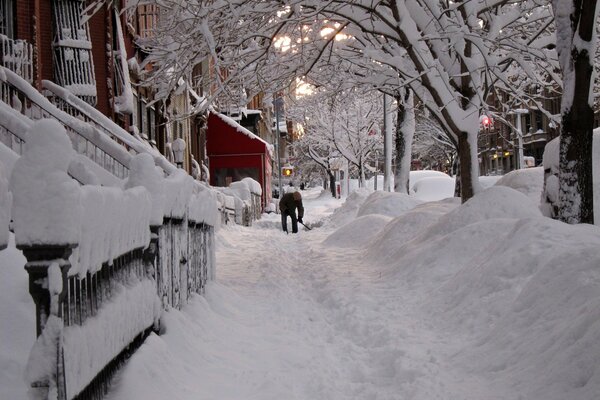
[3,175,600,400]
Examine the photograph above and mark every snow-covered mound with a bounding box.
[411,176,455,201]
[0,234,34,400]
[328,188,371,227]
[361,183,600,399]
[428,186,541,238]
[356,191,422,218]
[494,167,543,206]
[365,198,459,262]
[409,170,450,190]
[478,175,502,189]
[323,214,391,248]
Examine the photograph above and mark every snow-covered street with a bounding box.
[102,186,600,400]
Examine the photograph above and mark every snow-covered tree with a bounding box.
[413,108,458,174]
[552,0,598,224]
[100,1,568,205]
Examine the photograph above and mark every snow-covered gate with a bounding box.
[156,219,214,310]
[1,66,218,400]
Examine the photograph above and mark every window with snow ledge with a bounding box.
[0,0,15,38]
[52,0,97,106]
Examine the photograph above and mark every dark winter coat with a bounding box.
[279,192,304,219]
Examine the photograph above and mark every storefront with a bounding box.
[206,112,272,209]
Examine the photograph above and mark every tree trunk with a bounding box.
[394,89,414,194]
[328,171,336,198]
[457,132,477,202]
[556,0,596,224]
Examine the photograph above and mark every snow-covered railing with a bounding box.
[0,67,131,179]
[42,80,177,176]
[9,121,219,400]
[0,35,34,84]
[216,178,262,226]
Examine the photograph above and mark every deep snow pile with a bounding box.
[411,176,455,201]
[3,178,600,400]
[361,187,600,399]
[356,190,422,218]
[494,166,544,205]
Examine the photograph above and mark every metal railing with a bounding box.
[0,67,130,179]
[0,35,34,84]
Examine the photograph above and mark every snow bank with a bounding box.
[10,119,82,246]
[365,198,460,262]
[479,175,502,189]
[323,214,392,248]
[328,188,371,226]
[356,191,422,218]
[409,170,450,190]
[0,234,33,400]
[394,216,600,400]
[359,181,600,398]
[411,176,455,201]
[428,186,542,238]
[494,167,544,206]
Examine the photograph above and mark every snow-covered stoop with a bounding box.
[0,66,219,400]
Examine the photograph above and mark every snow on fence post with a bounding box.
[10,120,80,400]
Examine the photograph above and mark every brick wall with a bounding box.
[89,7,111,117]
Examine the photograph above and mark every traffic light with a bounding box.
[282,166,294,177]
[481,115,490,127]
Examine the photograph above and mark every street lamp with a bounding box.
[172,138,186,168]
[509,109,529,169]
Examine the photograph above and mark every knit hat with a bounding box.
[293,191,302,201]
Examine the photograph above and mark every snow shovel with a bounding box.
[300,221,312,231]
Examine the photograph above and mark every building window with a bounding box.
[140,100,148,137]
[137,4,158,38]
[148,106,156,142]
[0,0,15,38]
[52,0,97,105]
[131,92,139,129]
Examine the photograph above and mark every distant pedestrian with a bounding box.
[279,191,304,233]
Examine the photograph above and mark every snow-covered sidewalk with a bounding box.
[107,191,465,400]
[100,185,600,400]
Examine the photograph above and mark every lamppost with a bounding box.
[274,96,284,196]
[511,109,529,169]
